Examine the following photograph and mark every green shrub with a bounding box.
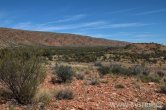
[139,75,160,83]
[129,65,149,76]
[98,65,110,76]
[54,65,74,83]
[0,47,46,104]
[110,64,130,75]
[110,64,122,74]
[55,89,74,100]
[110,65,150,76]
[114,84,125,89]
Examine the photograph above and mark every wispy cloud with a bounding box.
[2,11,149,33]
[12,21,148,31]
[110,8,137,14]
[105,23,148,28]
[134,9,166,15]
[40,14,86,26]
[56,14,86,23]
[12,21,105,31]
[85,22,148,30]
[38,21,105,31]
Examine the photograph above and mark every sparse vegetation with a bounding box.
[75,72,84,80]
[88,77,100,85]
[129,65,149,76]
[139,74,161,83]
[98,65,110,76]
[114,84,125,89]
[0,2,166,109]
[0,43,166,109]
[55,89,74,100]
[110,64,130,75]
[34,89,52,107]
[53,65,74,83]
[110,64,123,74]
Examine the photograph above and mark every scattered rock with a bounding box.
[148,82,155,85]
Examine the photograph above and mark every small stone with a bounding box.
[148,82,155,85]
[111,93,117,95]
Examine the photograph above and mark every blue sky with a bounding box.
[0,0,166,44]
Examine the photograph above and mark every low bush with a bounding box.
[98,65,110,76]
[55,89,74,100]
[88,77,100,85]
[109,64,150,76]
[114,84,125,89]
[75,72,84,80]
[0,47,46,104]
[139,75,161,83]
[54,65,74,83]
[129,65,149,76]
[110,64,123,74]
[110,64,130,75]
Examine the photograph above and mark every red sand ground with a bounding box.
[0,69,166,110]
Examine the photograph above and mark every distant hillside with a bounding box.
[124,43,166,54]
[0,28,129,48]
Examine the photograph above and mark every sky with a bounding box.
[0,0,166,44]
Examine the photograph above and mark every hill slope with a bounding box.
[0,28,128,48]
[124,43,166,53]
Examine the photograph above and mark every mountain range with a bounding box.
[0,28,129,48]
